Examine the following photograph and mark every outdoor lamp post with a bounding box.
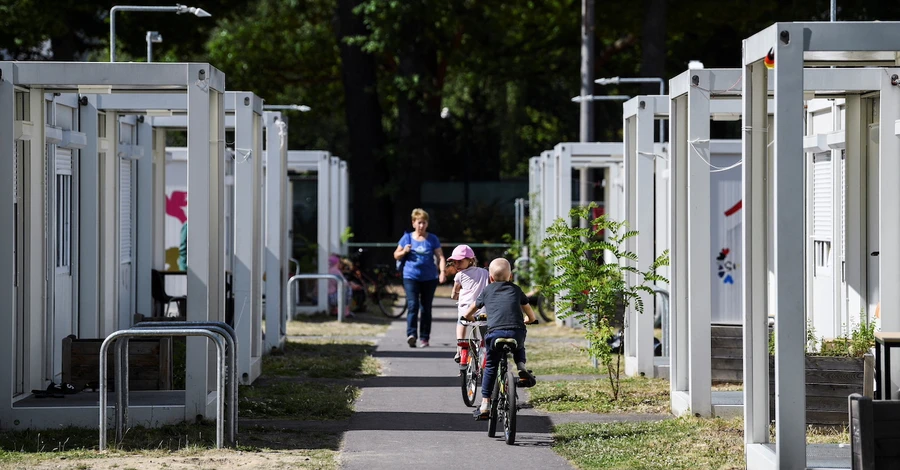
[595,76,666,139]
[110,4,211,62]
[570,95,631,103]
[146,31,163,62]
[263,104,312,112]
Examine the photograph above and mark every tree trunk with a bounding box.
[335,0,392,243]
[50,30,79,61]
[640,0,667,141]
[393,20,441,235]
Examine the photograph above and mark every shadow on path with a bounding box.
[348,410,555,434]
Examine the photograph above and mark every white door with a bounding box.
[867,123,880,327]
[48,99,80,381]
[52,148,76,376]
[811,152,834,338]
[118,120,136,328]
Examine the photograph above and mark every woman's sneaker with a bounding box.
[419,340,430,348]
[407,335,417,348]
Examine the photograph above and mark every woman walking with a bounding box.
[395,208,446,347]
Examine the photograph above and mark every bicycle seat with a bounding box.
[493,338,518,350]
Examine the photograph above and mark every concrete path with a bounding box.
[340,297,574,469]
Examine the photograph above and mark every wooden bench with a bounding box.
[849,393,900,469]
[61,335,173,391]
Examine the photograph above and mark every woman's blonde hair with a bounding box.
[411,208,429,222]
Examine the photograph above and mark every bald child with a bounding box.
[463,258,537,419]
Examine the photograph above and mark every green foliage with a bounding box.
[815,320,876,358]
[541,204,668,399]
[340,227,355,245]
[206,0,348,155]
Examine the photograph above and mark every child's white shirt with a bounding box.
[455,266,490,317]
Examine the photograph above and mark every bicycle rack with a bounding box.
[99,328,226,450]
[130,321,238,446]
[653,288,671,357]
[286,274,347,323]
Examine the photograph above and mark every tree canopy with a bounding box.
[3,0,900,241]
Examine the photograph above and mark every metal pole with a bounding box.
[831,0,836,21]
[100,329,226,450]
[146,36,152,62]
[110,8,117,62]
[579,0,595,143]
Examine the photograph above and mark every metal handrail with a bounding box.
[99,328,226,450]
[132,322,238,445]
[286,274,347,323]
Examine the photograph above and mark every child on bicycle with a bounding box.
[327,254,353,318]
[446,245,490,365]
[462,258,536,419]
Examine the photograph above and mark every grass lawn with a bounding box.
[0,337,378,469]
[0,422,341,469]
[530,375,670,414]
[553,416,851,470]
[553,415,745,470]
[284,310,392,338]
[524,322,603,376]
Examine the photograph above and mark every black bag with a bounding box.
[396,232,411,274]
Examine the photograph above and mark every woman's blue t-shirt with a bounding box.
[398,232,441,281]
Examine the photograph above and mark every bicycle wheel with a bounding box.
[461,351,478,407]
[375,279,407,318]
[503,369,518,445]
[535,293,553,323]
[347,274,368,313]
[487,375,500,437]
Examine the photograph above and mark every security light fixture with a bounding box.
[263,104,312,112]
[110,4,212,62]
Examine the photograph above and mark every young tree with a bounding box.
[542,204,668,399]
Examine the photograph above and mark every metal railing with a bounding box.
[99,328,226,450]
[286,274,347,322]
[132,321,238,445]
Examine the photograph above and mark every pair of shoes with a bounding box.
[516,362,537,388]
[419,340,430,348]
[407,335,417,348]
[473,406,490,420]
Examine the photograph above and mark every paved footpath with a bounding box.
[340,297,576,469]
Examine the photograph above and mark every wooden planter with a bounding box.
[711,324,743,383]
[768,354,874,426]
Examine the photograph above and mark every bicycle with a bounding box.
[458,315,488,407]
[481,320,539,445]
[343,251,407,318]
[526,291,553,323]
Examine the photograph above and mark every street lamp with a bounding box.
[146,31,163,62]
[263,104,312,112]
[110,4,212,62]
[570,94,631,103]
[595,76,666,139]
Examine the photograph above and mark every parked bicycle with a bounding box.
[343,250,407,318]
[486,320,538,445]
[458,315,488,407]
[526,291,553,323]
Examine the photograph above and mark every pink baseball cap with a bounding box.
[448,244,475,261]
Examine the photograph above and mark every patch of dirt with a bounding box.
[21,448,335,470]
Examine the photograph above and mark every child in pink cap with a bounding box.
[446,244,489,364]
